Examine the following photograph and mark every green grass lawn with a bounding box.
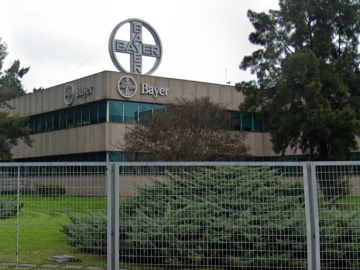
[335,196,360,210]
[337,196,360,204]
[0,195,107,269]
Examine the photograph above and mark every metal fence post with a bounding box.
[16,165,21,268]
[107,163,119,270]
[303,163,321,270]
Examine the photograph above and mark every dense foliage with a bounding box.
[61,212,106,254]
[0,38,31,160]
[36,184,66,197]
[236,0,360,161]
[62,167,360,269]
[122,97,248,161]
[0,197,23,219]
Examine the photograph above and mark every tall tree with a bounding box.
[236,0,360,160]
[0,38,31,160]
[121,97,248,161]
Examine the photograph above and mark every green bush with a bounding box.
[0,188,34,195]
[60,212,107,254]
[0,197,24,219]
[316,165,351,200]
[37,184,66,197]
[61,167,360,269]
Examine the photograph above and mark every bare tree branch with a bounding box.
[121,97,249,161]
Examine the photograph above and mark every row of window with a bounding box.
[25,100,264,135]
[109,100,166,124]
[26,101,107,134]
[15,151,360,163]
[230,111,263,132]
[15,151,136,162]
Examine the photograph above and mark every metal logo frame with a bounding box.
[118,76,137,99]
[108,18,162,75]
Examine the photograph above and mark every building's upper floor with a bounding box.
[8,71,247,118]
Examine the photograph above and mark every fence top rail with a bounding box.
[0,162,110,167]
[310,161,360,166]
[0,161,358,167]
[116,161,308,167]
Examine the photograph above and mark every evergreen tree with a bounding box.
[0,38,31,160]
[236,0,360,160]
[62,166,360,269]
[119,167,360,269]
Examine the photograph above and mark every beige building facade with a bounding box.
[8,70,301,162]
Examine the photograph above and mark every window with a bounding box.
[59,110,66,129]
[241,113,252,131]
[253,115,263,132]
[89,100,107,124]
[109,152,137,162]
[82,104,90,125]
[28,118,35,134]
[153,104,166,111]
[109,152,123,162]
[35,116,41,133]
[40,115,47,132]
[66,110,74,128]
[45,113,53,132]
[98,101,107,122]
[124,102,138,123]
[90,103,99,124]
[109,100,123,123]
[74,106,82,127]
[53,111,60,131]
[230,111,241,130]
[139,103,153,124]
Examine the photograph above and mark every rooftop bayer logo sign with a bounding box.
[108,18,163,75]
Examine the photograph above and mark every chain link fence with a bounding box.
[0,162,360,270]
[0,163,109,270]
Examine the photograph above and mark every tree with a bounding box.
[121,97,248,161]
[0,38,32,160]
[32,87,45,93]
[236,0,360,160]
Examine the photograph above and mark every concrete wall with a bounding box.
[12,124,107,159]
[11,122,278,159]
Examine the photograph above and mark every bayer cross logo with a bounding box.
[108,18,162,75]
[118,76,137,98]
[64,84,74,105]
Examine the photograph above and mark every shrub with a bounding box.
[316,165,351,200]
[37,184,66,197]
[119,167,309,269]
[60,212,107,254]
[0,197,24,219]
[61,166,360,269]
[0,189,34,195]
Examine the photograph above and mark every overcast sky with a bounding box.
[1,0,279,92]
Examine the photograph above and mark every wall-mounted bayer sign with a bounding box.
[63,83,94,105]
[64,84,75,105]
[108,18,162,75]
[118,76,137,98]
